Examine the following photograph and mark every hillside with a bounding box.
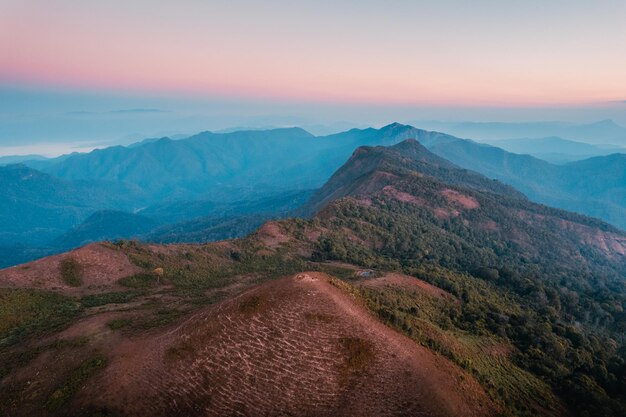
[74,273,497,417]
[0,242,498,416]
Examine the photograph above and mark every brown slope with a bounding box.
[67,272,497,417]
[0,243,140,295]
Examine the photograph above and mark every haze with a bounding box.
[1,0,626,155]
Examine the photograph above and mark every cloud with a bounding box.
[107,108,169,114]
[66,108,169,115]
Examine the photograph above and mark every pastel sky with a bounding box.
[2,0,626,105]
[1,0,625,154]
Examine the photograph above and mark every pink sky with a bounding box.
[1,0,626,106]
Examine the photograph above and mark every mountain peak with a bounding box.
[300,139,522,216]
[380,122,412,132]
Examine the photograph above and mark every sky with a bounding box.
[1,0,625,155]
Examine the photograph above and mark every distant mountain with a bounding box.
[0,164,149,267]
[53,210,159,249]
[0,164,145,245]
[482,136,624,163]
[0,154,48,165]
[39,128,321,200]
[416,132,626,230]
[413,119,626,145]
[147,213,271,243]
[31,124,429,202]
[140,189,312,225]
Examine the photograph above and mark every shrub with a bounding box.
[340,337,374,372]
[60,257,82,287]
[106,318,131,330]
[80,291,141,308]
[238,295,263,315]
[45,355,107,411]
[0,289,82,347]
[118,273,156,289]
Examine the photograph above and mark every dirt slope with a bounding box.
[67,272,497,417]
[0,243,140,294]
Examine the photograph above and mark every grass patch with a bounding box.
[80,291,142,308]
[238,295,263,315]
[60,257,83,287]
[117,240,308,293]
[340,337,374,373]
[106,318,131,330]
[136,309,184,330]
[304,312,336,323]
[45,355,107,412]
[0,336,89,379]
[0,289,82,348]
[118,273,157,289]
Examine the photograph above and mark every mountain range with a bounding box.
[481,137,624,164]
[0,123,624,269]
[413,119,626,145]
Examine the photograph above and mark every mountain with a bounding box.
[482,137,624,164]
[0,164,148,267]
[413,119,626,146]
[300,139,523,216]
[40,128,320,200]
[4,123,626,270]
[0,164,145,245]
[304,139,625,273]
[30,124,427,201]
[140,189,313,225]
[0,154,48,165]
[418,132,626,230]
[53,210,159,249]
[1,140,625,416]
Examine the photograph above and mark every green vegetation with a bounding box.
[45,355,107,411]
[0,288,82,348]
[60,257,83,287]
[0,336,89,379]
[354,269,559,416]
[119,238,308,292]
[309,193,626,417]
[118,273,157,288]
[80,290,142,308]
[108,189,626,416]
[106,318,131,330]
[135,308,184,330]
